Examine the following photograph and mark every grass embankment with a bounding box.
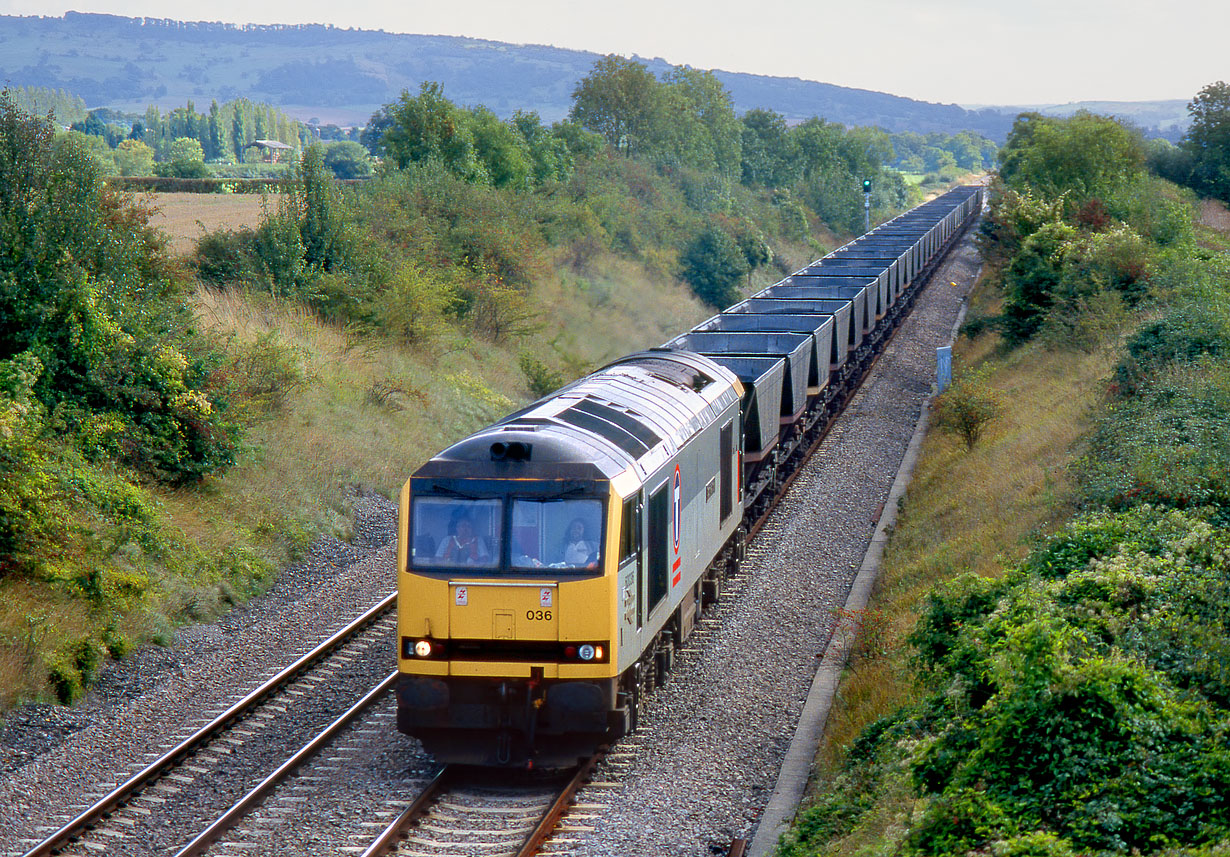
[0,255,718,708]
[181,247,723,526]
[798,273,1114,851]
[0,239,764,710]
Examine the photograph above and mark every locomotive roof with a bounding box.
[414,349,742,482]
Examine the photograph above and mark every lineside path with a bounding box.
[566,233,984,857]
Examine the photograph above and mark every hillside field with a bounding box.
[147,193,267,256]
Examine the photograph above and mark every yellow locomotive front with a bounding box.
[397,351,744,768]
[397,432,629,767]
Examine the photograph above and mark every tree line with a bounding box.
[4,84,88,125]
[1150,80,1230,204]
[354,57,946,304]
[68,96,310,163]
[887,129,998,176]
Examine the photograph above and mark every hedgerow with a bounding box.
[785,508,1230,857]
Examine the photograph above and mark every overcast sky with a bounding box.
[1,0,1224,105]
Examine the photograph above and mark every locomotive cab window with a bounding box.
[411,497,502,569]
[619,496,640,563]
[510,498,604,571]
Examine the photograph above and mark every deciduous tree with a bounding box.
[679,225,749,308]
[113,139,155,176]
[379,82,482,179]
[661,67,742,176]
[740,108,801,187]
[570,55,664,157]
[998,111,1145,205]
[1182,80,1230,203]
[322,140,372,179]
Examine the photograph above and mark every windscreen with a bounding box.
[509,498,604,571]
[411,496,502,569]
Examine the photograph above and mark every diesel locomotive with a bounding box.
[395,185,983,767]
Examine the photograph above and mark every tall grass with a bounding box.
[176,253,714,560]
[800,273,1121,853]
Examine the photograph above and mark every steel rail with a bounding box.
[174,670,400,857]
[515,750,605,857]
[21,591,396,857]
[357,765,456,857]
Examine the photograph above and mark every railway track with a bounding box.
[361,753,602,857]
[19,593,397,857]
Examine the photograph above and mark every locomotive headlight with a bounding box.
[579,644,595,661]
[414,639,433,658]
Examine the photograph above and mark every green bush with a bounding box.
[1112,289,1230,397]
[323,141,373,179]
[1078,360,1230,509]
[370,261,458,344]
[362,165,549,289]
[909,572,1006,679]
[679,224,748,308]
[1000,221,1078,343]
[519,352,565,398]
[933,369,1001,450]
[46,651,85,704]
[896,508,1230,855]
[156,159,211,179]
[989,831,1078,857]
[2,95,236,487]
[208,331,307,424]
[44,637,105,704]
[829,507,1230,856]
[0,357,70,577]
[1105,177,1195,247]
[195,227,261,285]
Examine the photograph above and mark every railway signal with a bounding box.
[862,179,872,232]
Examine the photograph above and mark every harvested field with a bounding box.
[1200,198,1230,237]
[146,192,268,256]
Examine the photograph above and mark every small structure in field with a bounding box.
[244,139,293,163]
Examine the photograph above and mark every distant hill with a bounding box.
[1,12,1021,138]
[975,99,1191,142]
[0,13,1191,142]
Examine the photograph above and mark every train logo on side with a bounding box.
[672,465,682,557]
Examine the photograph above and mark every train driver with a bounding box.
[435,514,489,565]
[561,518,598,569]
